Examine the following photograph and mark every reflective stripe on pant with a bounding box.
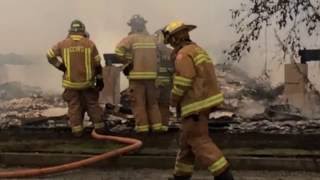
[63,88,103,132]
[72,125,83,133]
[130,80,162,132]
[174,111,229,176]
[174,161,194,176]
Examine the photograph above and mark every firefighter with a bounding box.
[115,15,163,133]
[162,21,234,180]
[46,20,106,137]
[154,29,174,132]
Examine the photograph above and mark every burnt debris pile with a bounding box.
[1,64,320,134]
[0,83,66,129]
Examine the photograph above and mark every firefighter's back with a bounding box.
[59,35,98,89]
[128,33,158,80]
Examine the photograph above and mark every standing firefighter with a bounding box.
[115,15,163,133]
[46,20,105,137]
[154,30,174,131]
[162,21,234,180]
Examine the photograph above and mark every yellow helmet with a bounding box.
[162,20,196,44]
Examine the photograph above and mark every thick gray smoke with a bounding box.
[0,0,240,92]
[0,0,236,54]
[0,0,319,92]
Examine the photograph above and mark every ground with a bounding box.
[2,169,320,180]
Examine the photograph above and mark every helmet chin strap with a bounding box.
[169,33,191,48]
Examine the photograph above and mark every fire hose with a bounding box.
[0,130,143,178]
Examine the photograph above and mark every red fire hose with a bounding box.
[0,130,143,178]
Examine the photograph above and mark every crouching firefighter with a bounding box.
[115,15,163,133]
[162,20,234,180]
[46,20,106,137]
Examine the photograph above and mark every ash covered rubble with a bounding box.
[217,64,283,115]
[216,64,320,134]
[106,64,320,134]
[102,103,135,133]
[0,82,66,129]
[1,65,320,134]
[228,104,320,134]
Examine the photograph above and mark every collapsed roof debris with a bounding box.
[217,64,283,115]
[229,119,320,134]
[0,85,66,128]
[0,64,319,134]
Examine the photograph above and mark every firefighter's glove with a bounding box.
[96,77,104,91]
[57,64,67,73]
[122,62,133,76]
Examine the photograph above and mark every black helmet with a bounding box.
[127,14,147,32]
[69,19,86,33]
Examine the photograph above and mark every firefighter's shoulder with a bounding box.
[79,38,97,49]
[118,34,136,45]
[176,44,197,61]
[125,33,140,40]
[54,38,70,49]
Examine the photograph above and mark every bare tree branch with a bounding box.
[226,0,320,62]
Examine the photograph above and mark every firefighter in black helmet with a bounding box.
[115,15,163,133]
[69,20,86,33]
[127,14,148,34]
[47,19,106,137]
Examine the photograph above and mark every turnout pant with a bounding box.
[158,85,171,130]
[174,111,229,177]
[130,80,162,132]
[63,88,104,133]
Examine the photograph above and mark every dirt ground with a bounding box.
[1,168,320,180]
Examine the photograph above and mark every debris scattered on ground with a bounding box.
[0,90,66,129]
[227,104,320,134]
[216,64,283,115]
[229,119,320,134]
[211,65,320,134]
[1,64,320,134]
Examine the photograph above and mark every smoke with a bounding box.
[0,0,241,92]
[0,0,242,53]
[2,0,318,92]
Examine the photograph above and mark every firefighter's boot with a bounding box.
[168,175,191,180]
[95,127,109,135]
[214,168,234,180]
[71,125,84,137]
[72,131,83,138]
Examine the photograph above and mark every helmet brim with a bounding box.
[162,24,196,44]
[170,24,196,35]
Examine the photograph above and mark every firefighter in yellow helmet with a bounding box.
[154,29,174,131]
[115,15,163,133]
[163,21,234,180]
[46,20,106,137]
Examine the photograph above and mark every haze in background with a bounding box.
[0,0,319,92]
